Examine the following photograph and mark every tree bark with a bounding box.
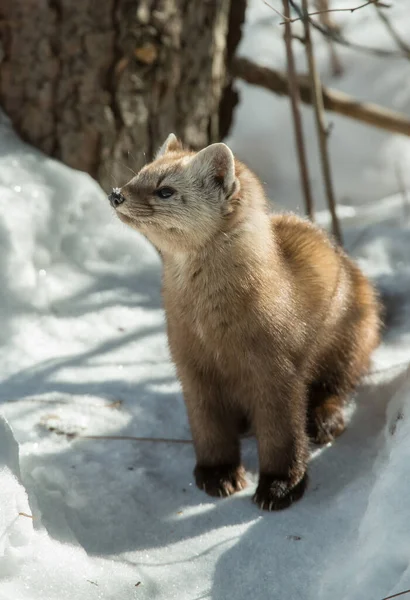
[0,0,238,190]
[218,0,247,141]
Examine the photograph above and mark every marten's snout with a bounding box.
[108,188,126,208]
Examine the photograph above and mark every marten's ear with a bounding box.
[156,133,182,157]
[189,143,236,194]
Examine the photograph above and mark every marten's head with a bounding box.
[108,134,242,253]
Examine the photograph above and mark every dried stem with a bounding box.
[301,0,342,244]
[287,0,402,58]
[382,589,410,600]
[40,419,194,445]
[78,434,193,444]
[232,58,410,138]
[282,0,390,23]
[263,0,287,21]
[375,4,410,59]
[368,360,410,378]
[281,0,314,219]
[49,432,253,444]
[315,0,344,77]
[395,162,410,219]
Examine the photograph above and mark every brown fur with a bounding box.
[109,134,381,511]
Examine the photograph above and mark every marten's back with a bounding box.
[271,213,380,349]
[271,214,346,314]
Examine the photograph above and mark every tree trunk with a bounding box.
[0,0,242,190]
[219,0,247,141]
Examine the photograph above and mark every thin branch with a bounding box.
[285,0,402,58]
[282,0,391,23]
[395,162,410,219]
[41,419,194,444]
[77,431,252,442]
[232,58,410,138]
[282,0,314,219]
[367,360,410,377]
[382,589,410,600]
[375,3,410,59]
[263,0,288,21]
[78,434,193,444]
[347,223,372,253]
[315,0,344,77]
[301,0,342,244]
[347,0,390,10]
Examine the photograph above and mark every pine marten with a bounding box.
[108,134,380,511]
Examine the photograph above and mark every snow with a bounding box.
[1,1,410,598]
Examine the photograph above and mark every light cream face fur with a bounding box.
[115,134,240,253]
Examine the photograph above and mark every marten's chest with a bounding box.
[162,256,253,345]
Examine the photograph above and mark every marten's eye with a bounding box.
[155,187,175,199]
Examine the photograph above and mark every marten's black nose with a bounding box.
[109,188,126,208]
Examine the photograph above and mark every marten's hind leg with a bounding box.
[307,340,375,445]
[307,381,347,445]
[308,323,379,444]
[308,267,380,444]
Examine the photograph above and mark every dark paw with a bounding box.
[194,463,247,498]
[253,472,308,511]
[309,403,346,445]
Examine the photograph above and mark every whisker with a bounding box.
[127,150,138,165]
[120,161,138,177]
[113,158,138,178]
[104,162,118,187]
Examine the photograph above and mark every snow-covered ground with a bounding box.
[2,1,410,598]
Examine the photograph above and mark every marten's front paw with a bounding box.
[253,472,308,511]
[194,464,247,498]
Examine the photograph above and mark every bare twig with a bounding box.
[282,0,314,219]
[232,58,410,138]
[77,434,193,444]
[382,589,410,600]
[40,417,194,444]
[282,0,390,23]
[315,0,344,76]
[301,0,342,244]
[49,431,252,444]
[368,360,410,377]
[263,0,288,21]
[375,3,410,59]
[18,512,33,519]
[395,162,410,219]
[286,0,402,58]
[347,223,372,253]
